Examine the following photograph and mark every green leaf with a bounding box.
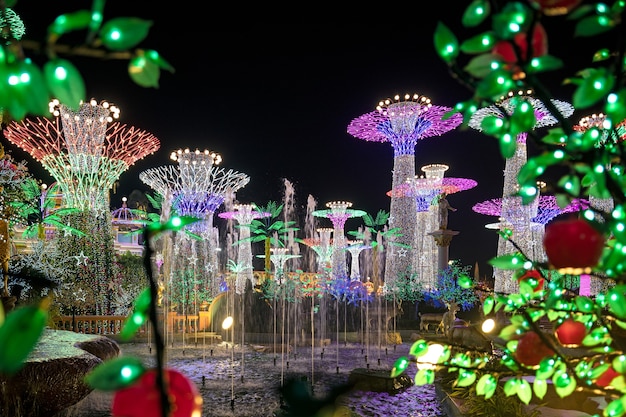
[509,99,537,135]
[605,88,626,124]
[608,285,626,318]
[605,397,626,417]
[573,67,615,109]
[43,58,86,109]
[84,356,146,391]
[100,17,153,51]
[575,296,595,313]
[503,377,520,397]
[476,374,498,399]
[574,14,617,37]
[119,288,151,340]
[499,324,523,340]
[433,22,459,64]
[557,174,581,196]
[464,53,504,78]
[128,56,160,88]
[462,0,490,27]
[48,10,92,35]
[533,378,548,400]
[457,274,473,289]
[456,369,477,387]
[144,49,175,73]
[488,253,525,269]
[527,55,564,73]
[415,368,435,385]
[0,300,49,374]
[483,296,495,316]
[460,32,496,54]
[554,371,577,398]
[536,357,557,380]
[477,69,515,100]
[613,356,626,374]
[409,340,429,357]
[391,357,410,378]
[516,378,532,404]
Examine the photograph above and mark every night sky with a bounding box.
[4,2,598,279]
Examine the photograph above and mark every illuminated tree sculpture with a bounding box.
[345,240,371,281]
[139,149,250,303]
[3,98,160,315]
[218,204,270,294]
[4,99,160,213]
[301,227,334,274]
[468,90,574,293]
[472,194,587,292]
[392,163,477,290]
[312,201,366,279]
[348,94,462,289]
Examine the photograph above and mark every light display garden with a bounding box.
[2,1,626,417]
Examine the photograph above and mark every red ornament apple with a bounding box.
[531,0,582,15]
[517,269,545,292]
[112,368,202,417]
[492,23,548,64]
[555,318,587,347]
[543,218,605,273]
[515,331,555,367]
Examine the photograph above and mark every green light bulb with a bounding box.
[462,0,490,27]
[434,22,459,63]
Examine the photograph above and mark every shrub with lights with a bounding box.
[392,2,626,416]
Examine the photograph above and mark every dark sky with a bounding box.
[5,2,594,279]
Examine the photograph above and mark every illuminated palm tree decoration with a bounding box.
[242,201,301,282]
[10,179,84,240]
[347,209,407,291]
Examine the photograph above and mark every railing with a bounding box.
[56,315,136,335]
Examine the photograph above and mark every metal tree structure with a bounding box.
[346,240,371,281]
[218,203,270,294]
[392,163,477,290]
[301,227,334,274]
[4,99,160,213]
[473,194,588,292]
[468,90,574,293]
[3,98,160,314]
[347,93,462,288]
[312,201,366,279]
[139,149,249,308]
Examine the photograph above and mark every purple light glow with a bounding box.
[347,105,463,157]
[472,196,588,225]
[388,178,477,212]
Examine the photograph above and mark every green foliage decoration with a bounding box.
[0,0,175,122]
[395,2,626,417]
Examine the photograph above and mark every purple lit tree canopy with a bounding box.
[472,196,587,226]
[347,94,463,156]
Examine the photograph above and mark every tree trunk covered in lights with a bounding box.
[372,246,381,289]
[264,237,271,282]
